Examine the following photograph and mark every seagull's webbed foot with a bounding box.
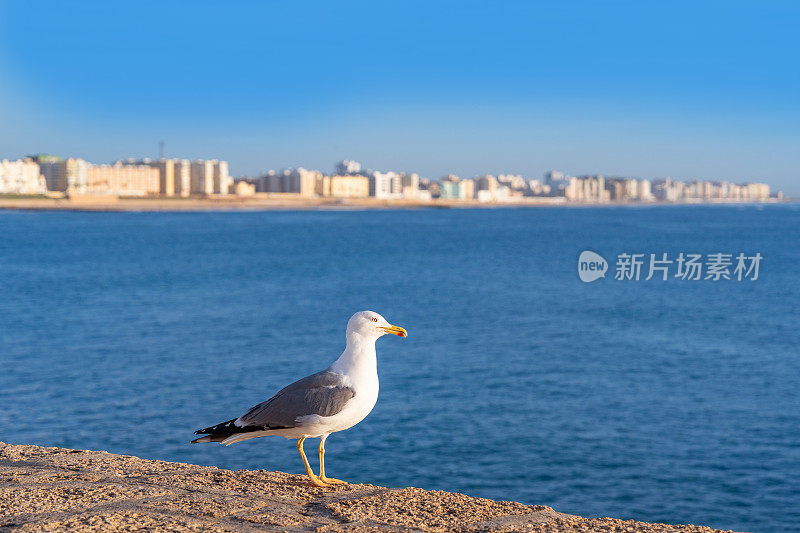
[319,476,347,485]
[306,473,331,487]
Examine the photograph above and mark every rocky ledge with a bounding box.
[0,443,736,532]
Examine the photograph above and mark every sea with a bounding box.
[1,205,798,532]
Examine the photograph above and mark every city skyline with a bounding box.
[0,154,777,205]
[1,1,798,193]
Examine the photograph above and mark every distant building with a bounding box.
[258,168,322,196]
[187,160,230,195]
[327,175,369,198]
[438,179,461,199]
[400,173,419,199]
[544,171,570,196]
[233,180,256,196]
[335,160,362,175]
[123,158,190,197]
[475,189,493,202]
[544,170,563,183]
[438,175,474,200]
[368,170,402,199]
[652,179,678,202]
[38,158,89,193]
[290,168,323,197]
[497,174,526,190]
[85,162,160,196]
[190,160,214,194]
[565,175,609,202]
[743,182,770,200]
[213,160,231,194]
[623,178,638,200]
[526,179,544,196]
[461,178,475,200]
[0,159,47,194]
[174,159,191,196]
[495,185,512,201]
[637,179,653,201]
[605,178,624,201]
[475,174,498,201]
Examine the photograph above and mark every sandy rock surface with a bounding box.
[0,443,737,532]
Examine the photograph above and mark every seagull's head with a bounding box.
[347,311,407,340]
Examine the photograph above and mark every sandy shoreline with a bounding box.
[0,195,788,212]
[1,442,737,532]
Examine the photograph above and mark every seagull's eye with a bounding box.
[370,317,378,322]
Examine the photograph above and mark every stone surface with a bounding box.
[0,443,738,532]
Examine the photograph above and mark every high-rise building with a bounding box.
[38,158,89,193]
[460,178,475,200]
[213,160,231,194]
[566,176,608,202]
[190,160,215,194]
[476,174,498,201]
[150,159,176,196]
[368,171,402,199]
[637,179,653,201]
[173,159,191,197]
[743,182,770,200]
[652,179,678,201]
[400,173,419,199]
[258,168,322,196]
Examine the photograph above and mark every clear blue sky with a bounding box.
[1,1,798,193]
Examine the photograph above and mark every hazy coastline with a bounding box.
[0,194,790,212]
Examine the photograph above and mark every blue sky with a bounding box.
[1,1,798,193]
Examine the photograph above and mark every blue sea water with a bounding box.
[1,205,798,532]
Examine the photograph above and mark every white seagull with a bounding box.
[191,311,407,487]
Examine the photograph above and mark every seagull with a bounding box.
[191,311,407,487]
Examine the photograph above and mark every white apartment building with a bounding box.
[368,170,402,199]
[190,159,229,194]
[0,159,47,194]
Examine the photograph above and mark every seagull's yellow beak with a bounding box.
[379,324,407,338]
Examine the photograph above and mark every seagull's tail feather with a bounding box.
[191,418,272,445]
[191,418,239,441]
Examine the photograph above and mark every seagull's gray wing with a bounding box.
[234,371,355,429]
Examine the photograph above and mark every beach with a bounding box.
[0,195,563,212]
[0,194,787,212]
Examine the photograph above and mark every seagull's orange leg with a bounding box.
[297,437,328,487]
[318,436,347,484]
